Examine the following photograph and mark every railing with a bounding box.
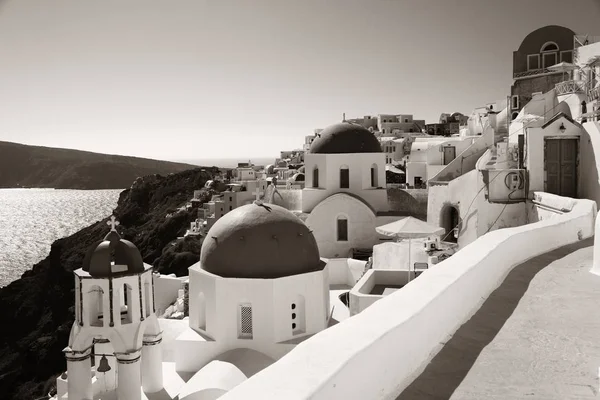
[589,86,600,101]
[513,68,560,79]
[555,80,587,95]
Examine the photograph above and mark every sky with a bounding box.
[0,0,599,162]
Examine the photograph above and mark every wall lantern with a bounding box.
[559,123,566,133]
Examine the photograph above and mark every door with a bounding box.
[443,146,456,165]
[545,138,578,198]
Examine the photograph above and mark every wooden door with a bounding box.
[545,138,578,197]
[443,146,456,165]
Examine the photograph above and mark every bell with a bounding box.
[97,355,111,373]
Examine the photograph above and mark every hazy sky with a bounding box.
[1,0,599,162]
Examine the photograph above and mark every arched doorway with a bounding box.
[440,204,460,243]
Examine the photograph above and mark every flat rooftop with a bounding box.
[397,238,600,400]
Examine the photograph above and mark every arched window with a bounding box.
[370,163,378,187]
[511,111,519,121]
[337,216,348,241]
[340,165,349,189]
[144,281,152,318]
[121,283,133,324]
[541,41,559,69]
[541,42,559,52]
[88,285,105,327]
[312,167,319,188]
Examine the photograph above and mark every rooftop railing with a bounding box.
[513,68,560,80]
[555,79,587,95]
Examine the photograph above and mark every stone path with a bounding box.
[397,238,600,400]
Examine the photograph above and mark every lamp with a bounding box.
[559,123,566,133]
[96,355,111,373]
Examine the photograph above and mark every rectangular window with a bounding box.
[239,304,253,339]
[560,50,573,64]
[511,95,519,110]
[340,168,350,188]
[543,52,557,69]
[527,54,540,70]
[337,218,348,241]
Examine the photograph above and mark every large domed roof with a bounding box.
[310,122,382,154]
[200,202,322,279]
[82,227,145,278]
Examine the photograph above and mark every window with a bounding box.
[370,164,378,187]
[541,42,559,52]
[543,52,557,69]
[511,95,519,110]
[340,166,349,188]
[312,167,319,188]
[382,129,386,134]
[511,111,519,121]
[404,118,409,123]
[527,54,540,70]
[560,50,573,63]
[229,206,233,211]
[238,304,253,339]
[337,217,348,241]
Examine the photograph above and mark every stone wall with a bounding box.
[386,188,428,218]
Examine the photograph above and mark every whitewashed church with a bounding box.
[300,122,404,258]
[54,122,411,399]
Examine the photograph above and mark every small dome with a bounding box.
[82,228,144,278]
[310,122,382,154]
[265,164,275,174]
[200,202,322,279]
[298,165,305,173]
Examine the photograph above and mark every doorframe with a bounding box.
[543,136,580,197]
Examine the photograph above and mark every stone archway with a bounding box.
[440,204,460,243]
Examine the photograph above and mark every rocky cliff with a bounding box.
[0,167,218,399]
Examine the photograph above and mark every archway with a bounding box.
[440,204,460,243]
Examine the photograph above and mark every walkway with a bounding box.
[397,238,600,400]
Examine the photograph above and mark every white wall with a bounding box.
[154,275,186,316]
[372,240,430,271]
[219,193,596,400]
[302,152,387,213]
[305,193,378,258]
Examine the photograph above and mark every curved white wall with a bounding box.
[220,193,596,400]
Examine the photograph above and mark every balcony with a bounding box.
[555,79,587,95]
[513,68,560,80]
[589,86,600,101]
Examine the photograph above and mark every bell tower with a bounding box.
[58,216,163,400]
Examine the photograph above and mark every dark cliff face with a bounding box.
[0,167,217,400]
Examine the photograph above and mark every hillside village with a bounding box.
[48,25,600,400]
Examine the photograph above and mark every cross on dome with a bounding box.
[107,215,120,232]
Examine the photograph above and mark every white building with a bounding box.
[56,220,163,400]
[301,122,408,258]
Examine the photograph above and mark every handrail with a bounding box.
[555,80,587,95]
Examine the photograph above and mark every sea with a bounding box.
[0,188,122,287]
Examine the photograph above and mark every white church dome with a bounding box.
[200,202,323,279]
